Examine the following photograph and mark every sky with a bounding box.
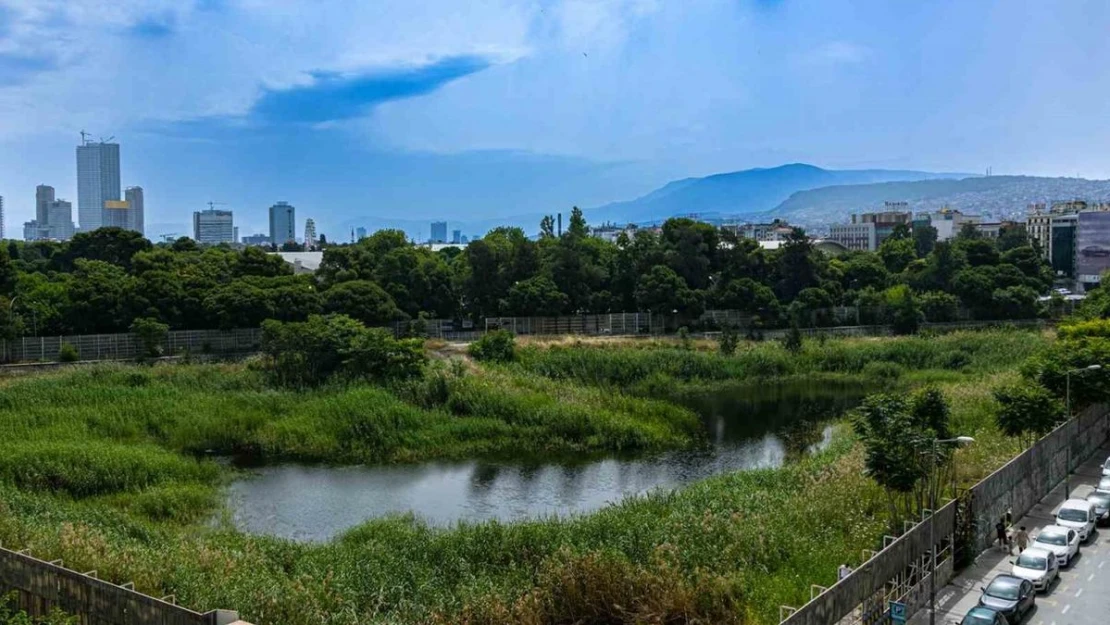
[2,0,1110,239]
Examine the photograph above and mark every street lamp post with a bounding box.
[927,435,975,625]
[1064,364,1101,497]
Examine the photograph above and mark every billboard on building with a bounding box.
[1076,212,1110,283]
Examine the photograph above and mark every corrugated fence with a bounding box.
[0,546,247,624]
[0,329,262,364]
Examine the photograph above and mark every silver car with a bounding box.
[1010,548,1059,591]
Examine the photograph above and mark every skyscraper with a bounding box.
[125,186,144,235]
[102,200,133,230]
[356,227,367,240]
[46,200,74,240]
[76,139,121,232]
[35,185,54,225]
[269,201,296,245]
[0,195,5,240]
[451,229,461,244]
[193,209,234,244]
[430,221,447,243]
[304,218,317,249]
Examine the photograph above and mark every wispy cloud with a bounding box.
[250,56,491,124]
[0,52,57,84]
[797,41,871,67]
[128,14,176,38]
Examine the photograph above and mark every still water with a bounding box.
[225,382,867,541]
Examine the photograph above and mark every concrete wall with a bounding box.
[0,547,247,625]
[781,503,956,625]
[969,403,1109,553]
[780,403,1110,625]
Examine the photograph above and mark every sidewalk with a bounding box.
[910,445,1110,625]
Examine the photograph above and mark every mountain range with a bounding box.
[323,164,1110,241]
[586,163,971,225]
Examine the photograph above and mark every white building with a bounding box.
[926,208,981,241]
[828,221,877,251]
[76,140,121,232]
[193,208,235,244]
[304,218,317,249]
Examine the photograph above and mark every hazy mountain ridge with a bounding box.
[773,175,1110,226]
[586,163,971,225]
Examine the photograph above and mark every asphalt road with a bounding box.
[913,446,1110,625]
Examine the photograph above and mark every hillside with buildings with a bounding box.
[587,163,968,225]
[773,175,1110,227]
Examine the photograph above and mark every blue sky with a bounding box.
[1,0,1109,239]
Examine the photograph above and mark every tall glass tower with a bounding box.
[269,201,296,245]
[76,140,121,232]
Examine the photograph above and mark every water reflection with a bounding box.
[225,381,867,541]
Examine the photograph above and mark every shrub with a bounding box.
[782,324,804,353]
[262,314,426,387]
[719,324,739,356]
[861,360,904,381]
[469,330,516,363]
[130,316,170,358]
[57,343,79,363]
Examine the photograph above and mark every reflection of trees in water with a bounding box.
[696,383,868,447]
[777,418,824,462]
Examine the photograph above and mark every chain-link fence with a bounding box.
[0,328,262,364]
[484,313,664,336]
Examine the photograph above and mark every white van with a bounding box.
[1056,498,1097,542]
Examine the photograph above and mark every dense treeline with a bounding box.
[0,209,1052,336]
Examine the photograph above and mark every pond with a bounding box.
[225,381,868,541]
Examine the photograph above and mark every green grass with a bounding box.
[0,330,1049,625]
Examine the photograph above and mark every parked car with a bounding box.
[1031,525,1079,567]
[1102,455,1110,477]
[977,575,1035,623]
[1088,491,1110,525]
[1056,498,1097,542]
[1009,548,1059,591]
[1097,476,1110,494]
[960,606,1011,625]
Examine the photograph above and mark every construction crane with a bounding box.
[79,130,90,145]
[159,233,181,242]
[206,201,226,211]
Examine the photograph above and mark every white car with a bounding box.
[1031,525,1080,567]
[1010,547,1059,591]
[1056,498,1098,542]
[1102,456,1110,477]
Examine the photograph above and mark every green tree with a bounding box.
[878,237,916,274]
[918,291,960,322]
[66,259,137,333]
[997,224,1029,251]
[505,275,569,317]
[539,215,556,239]
[60,227,152,271]
[718,324,739,356]
[913,224,938,257]
[660,218,719,290]
[129,316,170,357]
[841,253,889,292]
[774,228,821,301]
[468,329,516,362]
[710,278,782,322]
[852,394,933,524]
[323,280,406,326]
[993,383,1065,447]
[885,284,922,335]
[634,266,702,316]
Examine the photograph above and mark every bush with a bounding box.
[130,316,170,358]
[57,343,79,363]
[261,314,426,387]
[719,324,739,356]
[782,324,804,353]
[861,360,904,381]
[469,330,516,363]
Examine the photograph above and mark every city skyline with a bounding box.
[4,2,1110,237]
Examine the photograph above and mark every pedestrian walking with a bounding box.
[995,517,1009,552]
[1015,526,1029,554]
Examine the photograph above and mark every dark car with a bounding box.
[978,575,1034,623]
[960,606,1010,625]
[1088,492,1110,525]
